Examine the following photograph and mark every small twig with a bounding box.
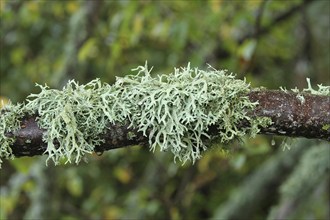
[254,0,269,40]
[239,0,316,43]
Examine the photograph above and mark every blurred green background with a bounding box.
[0,0,329,219]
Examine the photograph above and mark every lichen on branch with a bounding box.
[0,62,285,167]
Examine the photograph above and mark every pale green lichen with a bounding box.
[281,78,330,96]
[296,94,305,104]
[0,63,272,167]
[127,131,137,140]
[303,78,330,96]
[116,63,270,163]
[322,124,330,131]
[0,103,24,168]
[280,78,329,110]
[24,79,108,165]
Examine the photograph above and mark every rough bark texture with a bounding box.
[248,91,330,140]
[5,90,330,157]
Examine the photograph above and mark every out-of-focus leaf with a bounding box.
[0,96,9,108]
[61,216,79,220]
[230,154,246,170]
[114,167,132,184]
[0,195,15,218]
[238,39,257,62]
[65,169,83,197]
[78,38,98,62]
[104,206,122,220]
[10,48,26,65]
[10,158,36,174]
[66,2,79,14]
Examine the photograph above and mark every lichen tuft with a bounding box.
[0,62,272,166]
[0,103,24,168]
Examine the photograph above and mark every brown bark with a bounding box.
[248,91,329,140]
[5,90,330,158]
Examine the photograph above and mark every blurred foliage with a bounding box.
[0,0,329,219]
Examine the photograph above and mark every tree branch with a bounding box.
[5,90,329,158]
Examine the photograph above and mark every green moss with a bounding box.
[1,63,273,166]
